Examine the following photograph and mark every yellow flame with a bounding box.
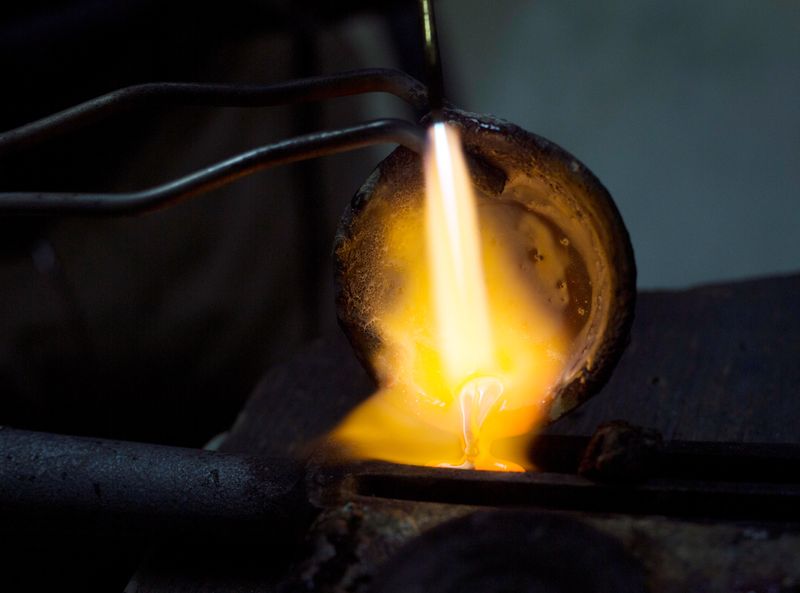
[333,123,570,471]
[425,123,495,385]
[425,123,503,468]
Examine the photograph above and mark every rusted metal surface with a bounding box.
[576,420,664,481]
[288,501,800,593]
[286,500,468,593]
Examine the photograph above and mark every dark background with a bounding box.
[0,0,422,449]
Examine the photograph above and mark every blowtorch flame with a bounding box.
[425,123,504,468]
[332,122,571,471]
[425,123,495,384]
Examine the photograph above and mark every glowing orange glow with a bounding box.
[333,123,570,471]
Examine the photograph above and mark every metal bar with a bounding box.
[0,118,426,215]
[418,0,444,117]
[5,425,799,536]
[348,462,800,521]
[0,68,429,157]
[528,434,800,483]
[0,426,310,537]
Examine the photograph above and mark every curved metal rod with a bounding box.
[0,119,425,216]
[0,68,428,157]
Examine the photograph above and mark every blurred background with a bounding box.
[0,0,797,590]
[437,0,800,289]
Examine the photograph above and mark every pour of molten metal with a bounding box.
[332,122,570,471]
[424,123,503,468]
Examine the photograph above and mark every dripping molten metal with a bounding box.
[333,123,569,471]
